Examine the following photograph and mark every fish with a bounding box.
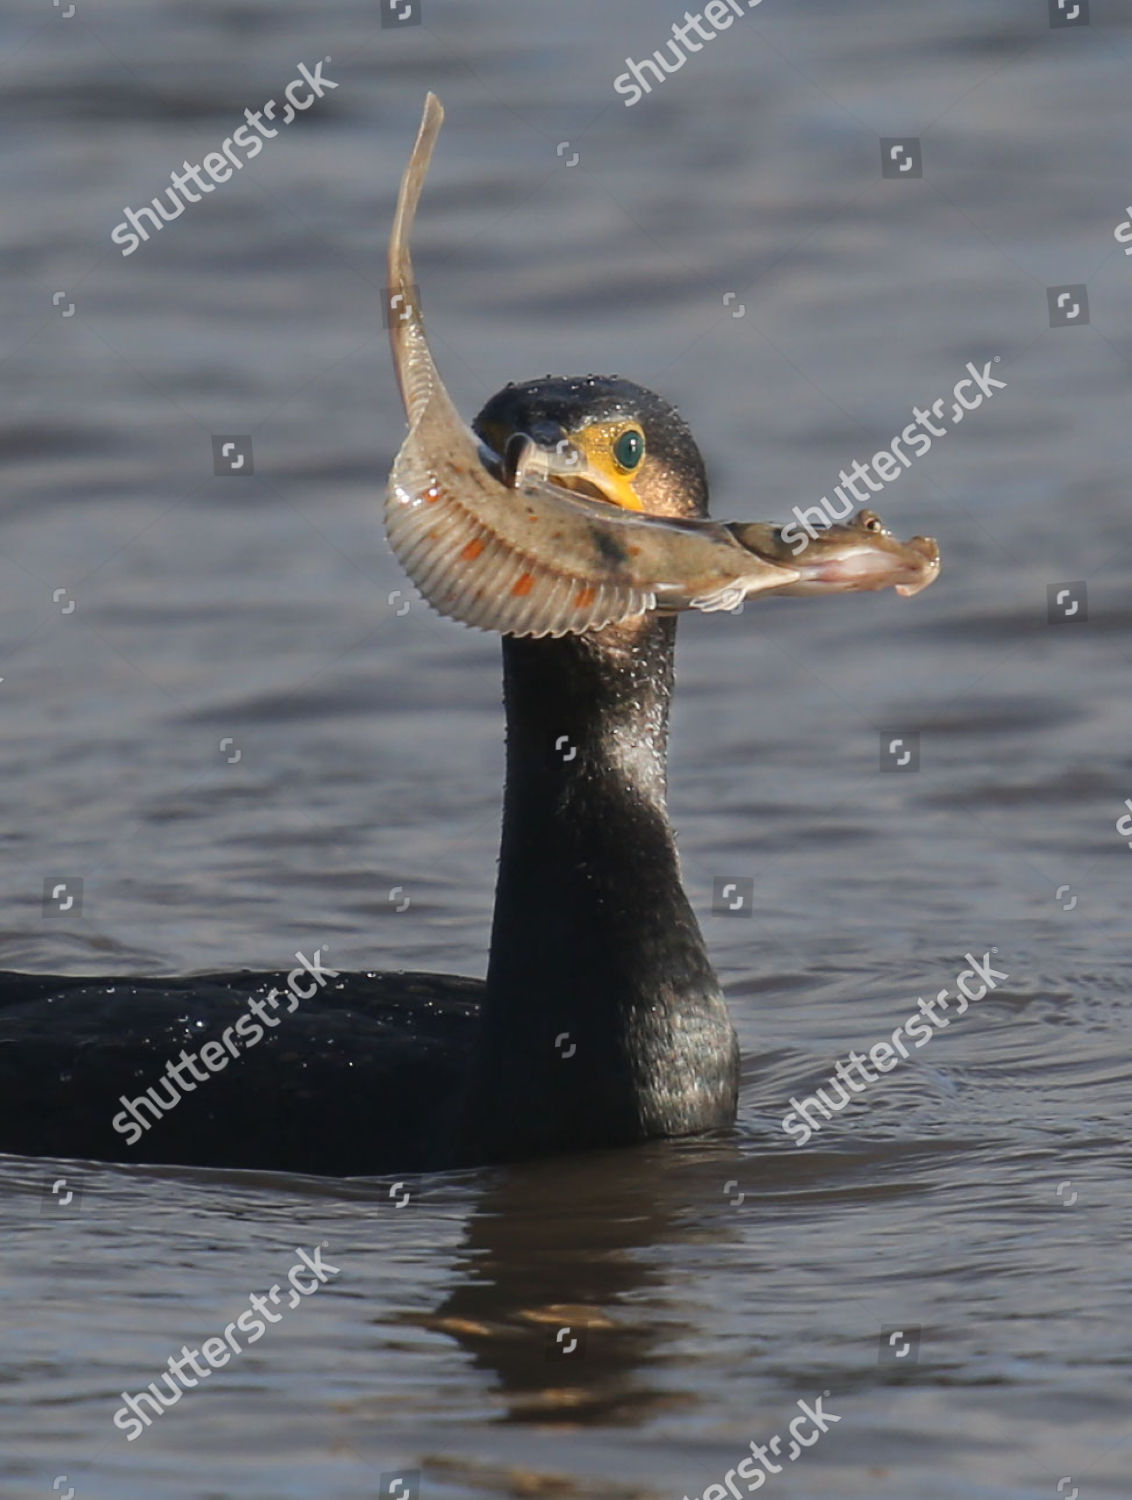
[385,93,940,636]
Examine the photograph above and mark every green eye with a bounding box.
[613,428,645,471]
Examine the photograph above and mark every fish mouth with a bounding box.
[893,536,941,597]
[780,533,941,598]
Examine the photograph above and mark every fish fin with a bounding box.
[387,454,657,637]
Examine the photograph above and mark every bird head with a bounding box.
[473,375,710,521]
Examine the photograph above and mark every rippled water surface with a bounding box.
[2,1,1130,1496]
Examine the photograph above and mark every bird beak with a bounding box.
[484,423,646,512]
[535,431,646,512]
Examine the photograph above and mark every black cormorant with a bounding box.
[0,96,939,1177]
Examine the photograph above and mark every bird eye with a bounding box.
[613,428,645,471]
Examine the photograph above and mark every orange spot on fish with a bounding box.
[512,573,534,596]
[574,586,597,608]
[461,537,485,561]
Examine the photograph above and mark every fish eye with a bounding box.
[859,510,886,534]
[613,428,645,471]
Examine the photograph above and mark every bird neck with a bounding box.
[466,615,738,1160]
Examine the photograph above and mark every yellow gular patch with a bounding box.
[557,421,646,511]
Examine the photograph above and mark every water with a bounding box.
[2,0,1130,1495]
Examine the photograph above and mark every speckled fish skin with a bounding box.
[384,93,803,638]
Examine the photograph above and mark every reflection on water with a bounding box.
[422,1150,717,1428]
[2,0,1131,1496]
